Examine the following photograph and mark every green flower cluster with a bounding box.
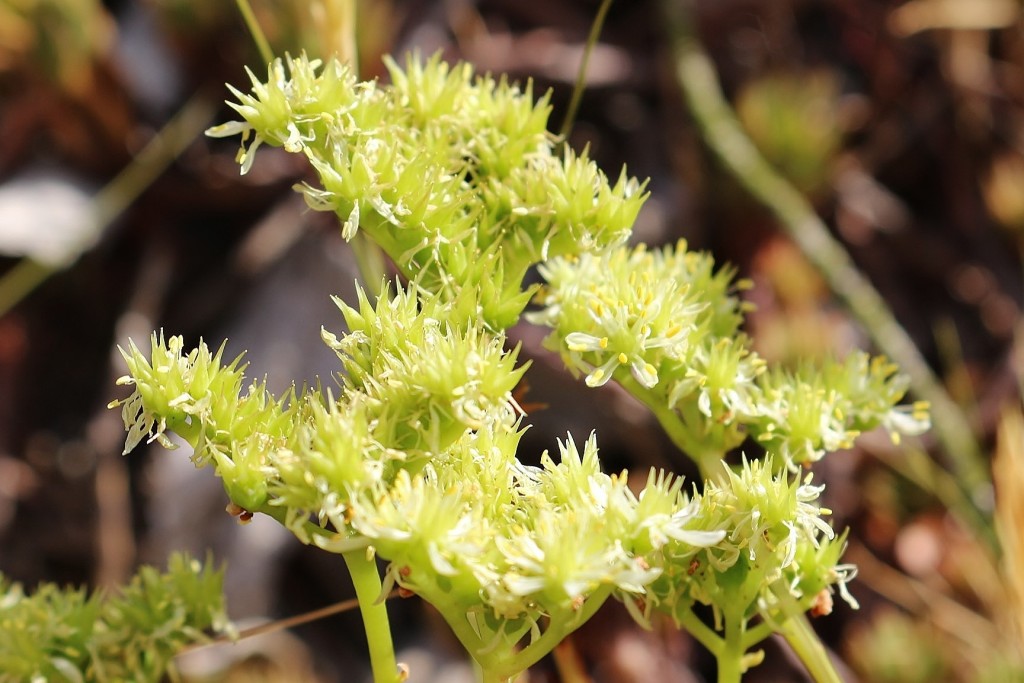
[693,459,855,616]
[0,553,229,683]
[112,281,526,519]
[531,240,930,472]
[208,53,647,330]
[112,291,728,678]
[112,283,864,680]
[107,52,932,682]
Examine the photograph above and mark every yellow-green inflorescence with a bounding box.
[207,53,647,331]
[111,298,727,675]
[0,553,230,683]
[110,53,931,682]
[531,240,930,472]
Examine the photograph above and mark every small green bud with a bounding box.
[212,436,270,512]
[531,242,711,391]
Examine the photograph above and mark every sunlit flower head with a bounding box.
[530,241,713,390]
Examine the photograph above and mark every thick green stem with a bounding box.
[776,614,841,683]
[717,607,745,683]
[618,375,726,481]
[770,581,842,683]
[658,0,990,515]
[500,585,613,678]
[260,501,397,681]
[474,661,504,683]
[742,620,774,649]
[440,586,613,682]
[343,550,400,683]
[677,608,724,656]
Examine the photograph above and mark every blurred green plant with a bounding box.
[982,151,1024,236]
[0,0,112,88]
[735,71,843,200]
[846,609,950,683]
[0,553,230,683]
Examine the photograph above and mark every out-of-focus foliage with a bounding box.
[148,0,396,73]
[735,70,844,199]
[0,553,230,683]
[982,152,1024,235]
[846,609,950,683]
[994,408,1024,667]
[0,0,113,87]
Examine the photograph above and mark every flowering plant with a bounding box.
[0,553,229,682]
[110,53,929,683]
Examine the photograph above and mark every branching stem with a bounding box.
[658,0,990,517]
[618,374,726,481]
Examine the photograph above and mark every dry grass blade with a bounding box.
[177,591,400,656]
[994,407,1024,656]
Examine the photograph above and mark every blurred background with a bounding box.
[1,0,1023,681]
